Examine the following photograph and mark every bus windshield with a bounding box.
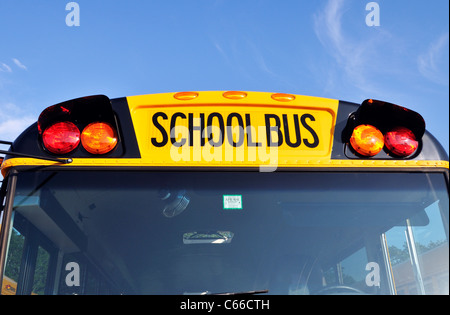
[3,170,449,295]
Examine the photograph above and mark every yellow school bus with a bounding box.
[0,91,448,295]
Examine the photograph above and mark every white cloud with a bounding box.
[418,32,449,86]
[312,0,390,96]
[0,117,35,141]
[0,63,12,73]
[0,59,28,74]
[0,103,35,142]
[12,58,28,70]
[313,0,365,92]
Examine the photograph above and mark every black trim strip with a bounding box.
[110,97,141,158]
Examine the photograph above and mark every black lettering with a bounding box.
[151,112,168,147]
[301,114,319,148]
[170,112,187,147]
[206,113,225,147]
[265,114,283,147]
[226,113,244,147]
[245,114,261,147]
[189,113,205,147]
[283,114,301,148]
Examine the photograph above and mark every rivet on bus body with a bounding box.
[223,91,248,100]
[174,92,199,100]
[271,93,296,102]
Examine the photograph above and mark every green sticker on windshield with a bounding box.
[223,195,243,210]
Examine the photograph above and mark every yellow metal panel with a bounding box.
[126,91,339,168]
[2,157,448,177]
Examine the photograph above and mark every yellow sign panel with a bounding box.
[127,92,338,168]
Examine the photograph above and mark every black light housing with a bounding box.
[38,95,119,156]
[343,99,425,158]
[38,95,116,135]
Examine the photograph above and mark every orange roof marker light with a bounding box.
[350,124,384,157]
[81,122,118,155]
[173,91,199,101]
[223,91,248,100]
[271,93,296,102]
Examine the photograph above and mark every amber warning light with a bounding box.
[350,125,384,157]
[81,122,118,154]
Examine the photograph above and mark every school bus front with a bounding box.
[0,91,448,295]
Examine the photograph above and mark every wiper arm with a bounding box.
[0,145,73,164]
[199,289,269,295]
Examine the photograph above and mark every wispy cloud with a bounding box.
[0,60,33,141]
[418,32,449,86]
[212,38,253,81]
[248,41,276,77]
[0,117,35,141]
[0,102,35,141]
[312,0,390,96]
[0,63,12,73]
[211,35,299,90]
[12,58,28,70]
[212,40,234,68]
[0,58,28,74]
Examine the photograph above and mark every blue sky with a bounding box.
[0,0,448,154]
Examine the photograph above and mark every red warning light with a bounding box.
[385,127,418,157]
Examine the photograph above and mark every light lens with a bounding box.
[385,127,418,157]
[81,122,118,154]
[350,124,384,156]
[271,93,296,102]
[223,91,248,99]
[173,91,199,100]
[42,121,80,154]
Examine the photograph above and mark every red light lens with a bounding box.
[42,121,80,154]
[384,127,418,157]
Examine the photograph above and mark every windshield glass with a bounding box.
[2,171,449,295]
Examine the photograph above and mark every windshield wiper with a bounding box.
[0,141,72,164]
[194,289,269,295]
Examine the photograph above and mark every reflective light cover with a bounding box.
[350,124,384,157]
[42,121,80,154]
[81,122,118,154]
[385,127,418,157]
